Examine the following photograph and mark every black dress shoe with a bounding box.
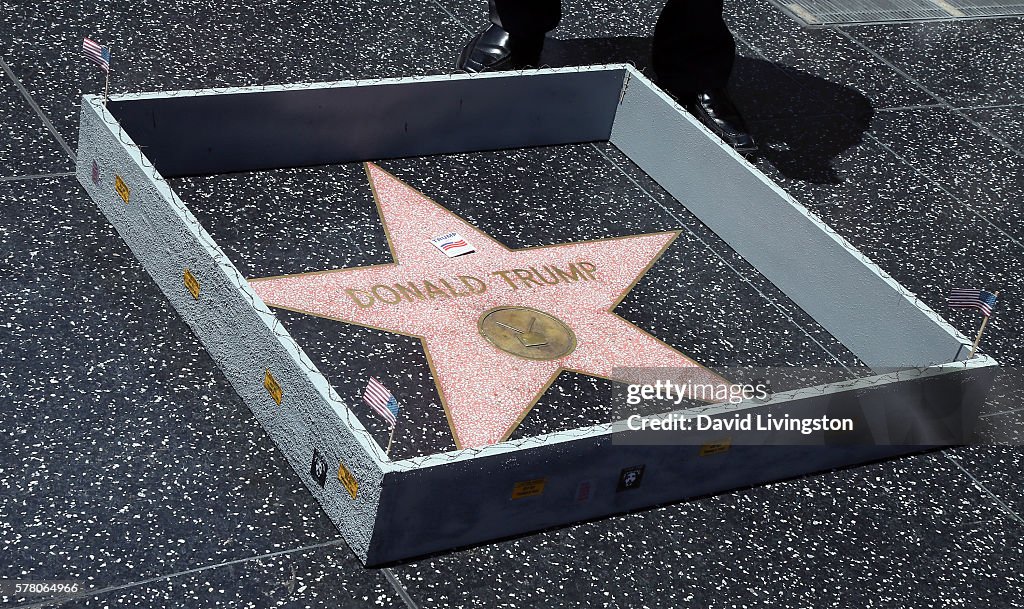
[457,23,543,73]
[688,88,757,154]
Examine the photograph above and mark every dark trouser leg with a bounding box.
[652,0,735,96]
[489,0,561,39]
[458,0,559,71]
[652,0,754,152]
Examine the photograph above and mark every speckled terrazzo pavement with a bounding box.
[0,178,397,606]
[0,0,469,148]
[2,0,1024,607]
[0,78,72,177]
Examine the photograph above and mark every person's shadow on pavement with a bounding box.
[538,35,874,185]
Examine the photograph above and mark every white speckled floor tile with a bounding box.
[960,105,1024,153]
[865,108,1024,243]
[2,0,1024,606]
[0,75,72,177]
[0,177,389,605]
[847,17,1024,108]
[0,0,468,146]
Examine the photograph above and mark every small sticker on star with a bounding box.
[430,232,475,257]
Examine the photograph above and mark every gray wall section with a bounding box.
[105,70,625,177]
[366,363,996,565]
[75,97,388,563]
[610,75,966,369]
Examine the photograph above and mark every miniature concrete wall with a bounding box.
[368,361,996,564]
[75,96,391,563]
[610,75,968,370]
[105,70,624,177]
[77,66,998,567]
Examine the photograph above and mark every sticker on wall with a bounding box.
[337,461,358,499]
[114,175,130,204]
[700,438,731,457]
[310,448,328,488]
[91,160,101,185]
[263,369,283,405]
[511,478,546,500]
[183,268,200,300]
[574,480,594,503]
[617,465,645,492]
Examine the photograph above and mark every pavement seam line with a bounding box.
[955,101,1024,111]
[980,406,1024,419]
[0,56,77,163]
[876,103,945,111]
[382,568,420,609]
[943,452,1024,525]
[833,27,1024,159]
[804,13,1024,29]
[0,172,76,182]
[426,0,475,34]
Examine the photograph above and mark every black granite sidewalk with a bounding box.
[1,1,1022,607]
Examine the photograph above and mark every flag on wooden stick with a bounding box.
[948,288,1000,358]
[947,288,998,318]
[364,377,401,428]
[363,377,402,456]
[82,37,112,105]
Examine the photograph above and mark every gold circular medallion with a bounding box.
[478,306,577,361]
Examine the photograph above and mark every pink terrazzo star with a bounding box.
[249,163,730,449]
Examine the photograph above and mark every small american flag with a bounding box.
[82,37,111,72]
[363,377,400,428]
[947,288,998,318]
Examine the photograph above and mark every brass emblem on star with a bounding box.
[478,306,577,361]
